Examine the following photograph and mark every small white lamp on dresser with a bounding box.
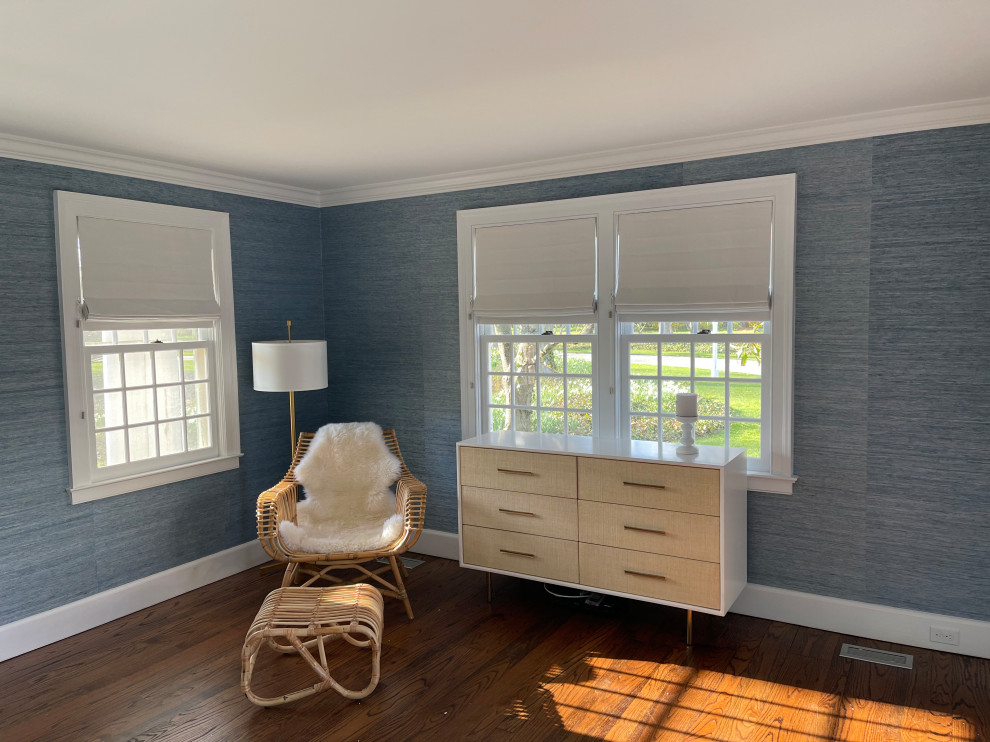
[456,431,747,644]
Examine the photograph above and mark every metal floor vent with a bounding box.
[375,556,425,570]
[840,643,914,669]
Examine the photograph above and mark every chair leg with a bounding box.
[389,555,414,620]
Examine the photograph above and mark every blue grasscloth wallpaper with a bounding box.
[321,125,990,622]
[0,157,328,625]
[2,124,987,629]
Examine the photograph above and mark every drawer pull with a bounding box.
[499,549,536,558]
[623,481,665,490]
[498,468,535,476]
[623,525,667,535]
[498,508,537,517]
[624,569,667,581]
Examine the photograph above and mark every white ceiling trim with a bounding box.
[0,131,322,207]
[2,97,989,210]
[319,96,990,206]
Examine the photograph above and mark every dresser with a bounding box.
[456,432,748,635]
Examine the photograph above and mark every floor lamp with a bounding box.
[252,321,328,458]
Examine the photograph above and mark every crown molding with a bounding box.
[318,96,990,207]
[0,131,322,207]
[4,97,990,209]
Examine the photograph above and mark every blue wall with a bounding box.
[0,157,327,625]
[2,124,986,629]
[321,124,990,622]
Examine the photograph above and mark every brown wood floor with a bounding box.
[1,555,987,741]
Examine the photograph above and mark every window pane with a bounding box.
[513,376,538,407]
[566,324,595,335]
[730,422,761,459]
[124,352,153,386]
[661,380,689,414]
[183,348,209,381]
[566,377,592,409]
[663,322,693,334]
[539,377,564,408]
[630,415,657,442]
[186,417,211,451]
[567,412,592,436]
[126,388,155,425]
[490,407,509,432]
[156,385,184,419]
[630,378,658,413]
[185,382,210,416]
[159,420,185,456]
[633,322,659,333]
[729,342,762,378]
[96,429,126,468]
[541,411,564,434]
[155,350,182,384]
[695,343,724,378]
[116,330,145,345]
[540,342,564,373]
[661,343,690,376]
[84,331,112,346]
[512,342,539,373]
[629,343,658,377]
[729,381,761,419]
[94,391,124,429]
[661,417,681,443]
[147,328,177,343]
[128,425,157,461]
[696,381,724,416]
[515,409,538,433]
[489,375,510,405]
[733,321,765,334]
[696,416,727,446]
[91,353,121,390]
[489,342,511,373]
[565,342,592,374]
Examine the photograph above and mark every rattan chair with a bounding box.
[256,428,427,619]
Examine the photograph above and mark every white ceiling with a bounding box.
[2,0,990,199]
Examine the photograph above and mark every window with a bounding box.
[55,192,240,503]
[480,322,596,436]
[457,175,796,493]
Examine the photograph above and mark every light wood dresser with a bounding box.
[456,431,748,641]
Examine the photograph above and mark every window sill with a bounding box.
[747,473,797,495]
[69,454,242,504]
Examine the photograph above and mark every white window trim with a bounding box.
[54,192,242,503]
[456,174,797,494]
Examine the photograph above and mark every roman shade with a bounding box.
[472,217,597,321]
[615,200,773,320]
[76,216,220,320]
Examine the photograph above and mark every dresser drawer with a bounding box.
[460,447,577,498]
[462,487,578,540]
[462,525,578,583]
[577,457,719,515]
[579,543,720,610]
[578,500,719,563]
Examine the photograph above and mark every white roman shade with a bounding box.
[472,217,597,321]
[615,200,774,320]
[76,216,220,320]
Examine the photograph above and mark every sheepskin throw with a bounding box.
[279,422,404,554]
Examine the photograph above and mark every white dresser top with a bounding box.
[458,431,746,469]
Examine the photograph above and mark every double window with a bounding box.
[457,175,796,492]
[55,192,240,503]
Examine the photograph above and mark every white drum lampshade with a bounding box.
[252,338,328,456]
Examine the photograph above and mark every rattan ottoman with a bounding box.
[241,584,385,706]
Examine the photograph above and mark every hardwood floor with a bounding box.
[1,555,987,741]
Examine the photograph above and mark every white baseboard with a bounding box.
[733,583,990,660]
[410,527,460,561]
[0,540,270,663]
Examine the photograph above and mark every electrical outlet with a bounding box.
[930,626,961,646]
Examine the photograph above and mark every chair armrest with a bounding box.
[393,472,427,552]
[257,479,298,560]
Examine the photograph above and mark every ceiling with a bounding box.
[2,1,989,201]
